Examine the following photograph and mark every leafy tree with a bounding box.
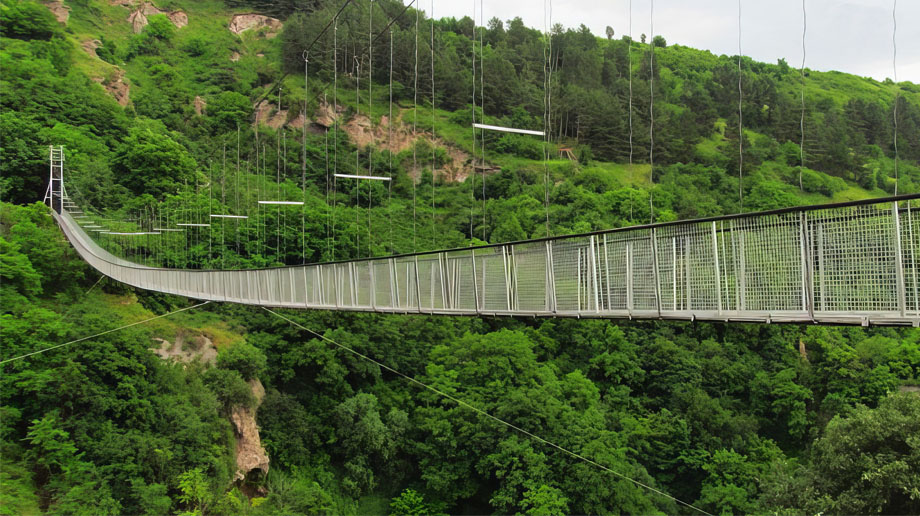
[261,469,333,515]
[207,91,251,133]
[0,236,42,309]
[520,484,569,516]
[177,468,211,516]
[112,118,198,197]
[202,367,255,413]
[0,1,57,40]
[217,342,267,381]
[390,488,437,516]
[802,393,920,515]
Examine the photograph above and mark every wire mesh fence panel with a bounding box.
[319,264,339,306]
[277,268,293,305]
[716,221,738,312]
[291,267,307,306]
[256,269,270,304]
[685,223,720,312]
[630,231,658,311]
[654,228,682,312]
[227,270,241,301]
[445,251,477,311]
[333,263,351,307]
[812,203,899,312]
[394,257,418,310]
[303,266,316,305]
[354,261,372,308]
[373,260,393,308]
[513,242,549,312]
[416,254,445,311]
[600,233,629,311]
[473,248,508,312]
[731,214,804,312]
[552,237,590,312]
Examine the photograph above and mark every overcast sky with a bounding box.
[429,0,919,83]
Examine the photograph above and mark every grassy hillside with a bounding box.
[3,1,920,515]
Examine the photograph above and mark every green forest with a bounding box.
[2,0,920,514]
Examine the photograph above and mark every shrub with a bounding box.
[216,342,267,381]
[202,368,254,412]
[0,1,57,40]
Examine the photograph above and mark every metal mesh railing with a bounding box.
[54,196,920,326]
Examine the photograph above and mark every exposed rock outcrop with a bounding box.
[81,39,102,58]
[125,2,187,33]
[93,68,131,107]
[150,334,217,365]
[338,108,474,181]
[194,95,206,116]
[229,13,282,38]
[231,379,269,482]
[42,1,71,24]
[149,337,269,482]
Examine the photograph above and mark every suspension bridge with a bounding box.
[48,161,920,327]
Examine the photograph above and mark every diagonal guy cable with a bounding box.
[1,301,211,365]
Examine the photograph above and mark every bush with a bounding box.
[492,133,542,159]
[216,342,267,381]
[202,368,254,412]
[801,168,847,196]
[0,1,58,40]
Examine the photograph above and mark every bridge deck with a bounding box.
[55,196,920,326]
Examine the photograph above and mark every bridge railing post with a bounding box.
[650,228,661,317]
[893,201,907,317]
[545,240,556,313]
[711,222,722,314]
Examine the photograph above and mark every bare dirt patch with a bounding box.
[229,14,282,38]
[338,108,475,182]
[126,2,187,33]
[93,68,131,107]
[81,39,102,58]
[42,1,71,24]
[150,334,217,365]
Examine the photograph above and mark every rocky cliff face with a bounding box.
[150,337,269,482]
[231,378,270,482]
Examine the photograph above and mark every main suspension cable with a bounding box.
[308,53,310,264]
[480,0,486,242]
[413,5,419,251]
[628,0,633,220]
[799,0,806,191]
[892,0,899,196]
[471,0,477,243]
[389,29,395,254]
[333,19,339,261]
[430,0,436,250]
[737,0,744,212]
[543,0,552,236]
[649,0,655,223]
